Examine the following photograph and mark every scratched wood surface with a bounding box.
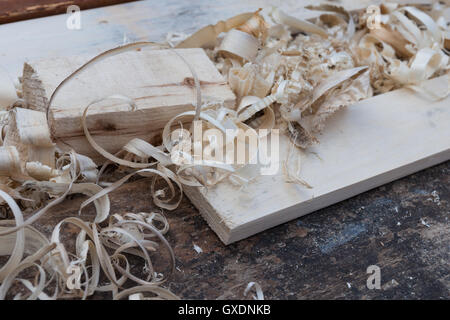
[1,0,449,299]
[0,0,138,24]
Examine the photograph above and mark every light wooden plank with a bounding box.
[184,76,450,244]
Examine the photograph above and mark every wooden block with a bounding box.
[13,0,446,243]
[184,76,450,244]
[22,48,235,162]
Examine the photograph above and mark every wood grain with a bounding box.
[0,0,139,24]
[10,0,448,242]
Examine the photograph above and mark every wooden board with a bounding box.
[22,48,235,162]
[184,76,450,244]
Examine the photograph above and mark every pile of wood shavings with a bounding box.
[0,2,449,300]
[177,3,449,148]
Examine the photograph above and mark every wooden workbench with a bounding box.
[1,0,449,299]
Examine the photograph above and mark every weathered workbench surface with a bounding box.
[41,162,448,299]
[1,0,449,299]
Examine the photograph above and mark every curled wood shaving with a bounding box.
[243,281,264,300]
[176,12,255,48]
[115,286,180,300]
[219,29,260,62]
[82,95,158,169]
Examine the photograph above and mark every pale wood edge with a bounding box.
[190,148,450,245]
[183,185,232,244]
